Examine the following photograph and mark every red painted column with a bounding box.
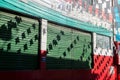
[41,50,46,69]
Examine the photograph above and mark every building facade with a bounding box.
[0,0,118,80]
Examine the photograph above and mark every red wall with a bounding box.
[0,70,91,80]
[91,55,115,80]
[118,75,120,80]
[0,55,116,80]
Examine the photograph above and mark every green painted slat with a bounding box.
[0,11,39,70]
[46,23,92,69]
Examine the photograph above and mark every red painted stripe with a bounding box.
[41,50,46,57]
[92,55,115,80]
[119,75,120,80]
[40,50,46,69]
[95,8,99,16]
[79,0,82,6]
[88,6,92,14]
[109,13,113,22]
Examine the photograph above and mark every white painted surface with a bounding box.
[41,19,47,50]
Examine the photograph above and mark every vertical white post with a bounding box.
[41,19,47,53]
[93,33,96,52]
[40,19,47,69]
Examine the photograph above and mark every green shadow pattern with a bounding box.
[0,11,39,70]
[46,23,93,69]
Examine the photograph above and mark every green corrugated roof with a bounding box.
[0,0,113,36]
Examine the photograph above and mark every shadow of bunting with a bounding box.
[46,23,92,69]
[0,11,39,70]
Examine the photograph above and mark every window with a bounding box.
[96,34,111,49]
[0,11,39,70]
[46,23,93,69]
